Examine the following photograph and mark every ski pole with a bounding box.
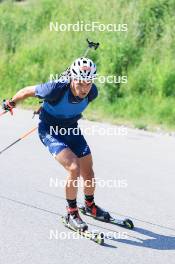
[0,126,37,155]
[58,39,100,81]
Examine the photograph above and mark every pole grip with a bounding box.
[86,39,100,50]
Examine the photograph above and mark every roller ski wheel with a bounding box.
[123,218,134,229]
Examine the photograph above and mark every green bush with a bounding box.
[0,0,175,128]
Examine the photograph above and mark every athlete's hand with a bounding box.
[2,99,16,115]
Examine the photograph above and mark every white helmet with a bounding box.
[70,57,97,81]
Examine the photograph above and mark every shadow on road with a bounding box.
[108,226,175,250]
[83,219,175,250]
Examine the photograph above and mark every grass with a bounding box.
[0,0,175,130]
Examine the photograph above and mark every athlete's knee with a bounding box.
[68,159,80,177]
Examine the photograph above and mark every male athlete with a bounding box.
[3,57,111,231]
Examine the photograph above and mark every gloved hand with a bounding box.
[2,99,16,115]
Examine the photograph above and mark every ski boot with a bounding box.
[65,207,88,232]
[84,201,111,221]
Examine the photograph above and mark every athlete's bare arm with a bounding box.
[12,86,36,104]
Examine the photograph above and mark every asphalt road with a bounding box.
[0,109,175,264]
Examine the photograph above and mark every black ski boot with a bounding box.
[85,201,111,221]
[66,207,88,231]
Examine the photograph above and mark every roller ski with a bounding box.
[79,201,134,229]
[61,207,104,245]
